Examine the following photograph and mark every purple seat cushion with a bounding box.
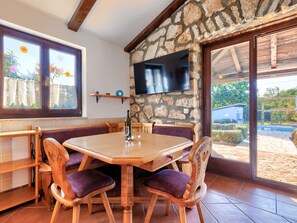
[67,169,114,198]
[153,125,193,158]
[144,169,190,198]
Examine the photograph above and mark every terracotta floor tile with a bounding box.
[143,203,179,223]
[285,218,297,223]
[236,190,276,213]
[208,175,243,200]
[2,205,52,223]
[241,181,276,200]
[277,201,297,221]
[276,191,297,206]
[1,173,295,223]
[235,203,290,223]
[204,203,254,223]
[205,172,217,186]
[171,203,218,223]
[0,209,16,223]
[202,191,231,204]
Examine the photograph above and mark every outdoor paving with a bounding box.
[212,129,297,186]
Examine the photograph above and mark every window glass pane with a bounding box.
[256,28,297,186]
[3,36,41,108]
[211,42,250,163]
[49,49,77,109]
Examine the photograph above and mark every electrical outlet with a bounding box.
[183,108,189,114]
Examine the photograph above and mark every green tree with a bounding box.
[212,81,250,122]
[212,81,249,108]
[259,87,297,123]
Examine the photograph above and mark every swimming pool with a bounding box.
[257,125,296,132]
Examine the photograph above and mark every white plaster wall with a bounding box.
[0,0,130,118]
[0,0,129,188]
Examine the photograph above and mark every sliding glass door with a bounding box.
[204,23,297,189]
[204,37,254,178]
[256,27,297,187]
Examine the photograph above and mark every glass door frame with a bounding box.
[203,34,256,179]
[203,18,297,191]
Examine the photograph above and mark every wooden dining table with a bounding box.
[63,131,193,223]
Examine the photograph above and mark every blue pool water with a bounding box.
[257,125,296,132]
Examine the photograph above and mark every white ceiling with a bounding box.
[12,0,173,48]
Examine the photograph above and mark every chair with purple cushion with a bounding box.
[43,138,115,223]
[152,123,199,174]
[144,136,212,223]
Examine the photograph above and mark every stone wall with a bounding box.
[130,0,297,131]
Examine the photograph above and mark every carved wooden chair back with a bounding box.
[43,138,76,199]
[183,136,212,200]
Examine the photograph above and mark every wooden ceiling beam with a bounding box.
[68,0,97,32]
[124,0,187,53]
[212,48,229,65]
[270,34,277,68]
[230,47,242,73]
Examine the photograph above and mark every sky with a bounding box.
[257,75,297,96]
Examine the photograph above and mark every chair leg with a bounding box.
[50,201,61,223]
[196,202,204,223]
[87,198,93,214]
[144,194,158,223]
[178,206,187,223]
[72,205,80,223]
[165,199,171,216]
[101,192,115,223]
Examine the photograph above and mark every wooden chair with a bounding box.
[143,136,212,223]
[38,124,110,210]
[43,138,116,223]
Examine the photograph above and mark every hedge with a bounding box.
[212,130,243,144]
[292,129,297,147]
[212,123,248,138]
[213,118,237,124]
[235,125,248,138]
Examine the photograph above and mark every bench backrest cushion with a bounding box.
[40,125,109,161]
[152,124,194,157]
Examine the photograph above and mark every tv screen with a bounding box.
[133,50,190,95]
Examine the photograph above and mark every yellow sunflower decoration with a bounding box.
[20,46,28,53]
[64,71,71,77]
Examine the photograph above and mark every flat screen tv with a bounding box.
[133,50,190,95]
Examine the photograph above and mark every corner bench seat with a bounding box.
[40,125,109,171]
[38,124,110,209]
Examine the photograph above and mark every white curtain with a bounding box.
[51,84,60,107]
[3,77,8,107]
[18,80,27,107]
[8,78,17,107]
[27,80,36,107]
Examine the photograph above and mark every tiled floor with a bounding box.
[1,170,297,223]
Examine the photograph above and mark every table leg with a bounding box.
[78,155,92,171]
[167,161,179,171]
[121,165,134,223]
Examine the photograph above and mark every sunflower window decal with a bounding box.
[20,45,28,53]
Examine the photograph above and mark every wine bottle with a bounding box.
[125,110,132,140]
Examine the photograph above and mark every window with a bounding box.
[0,25,82,118]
